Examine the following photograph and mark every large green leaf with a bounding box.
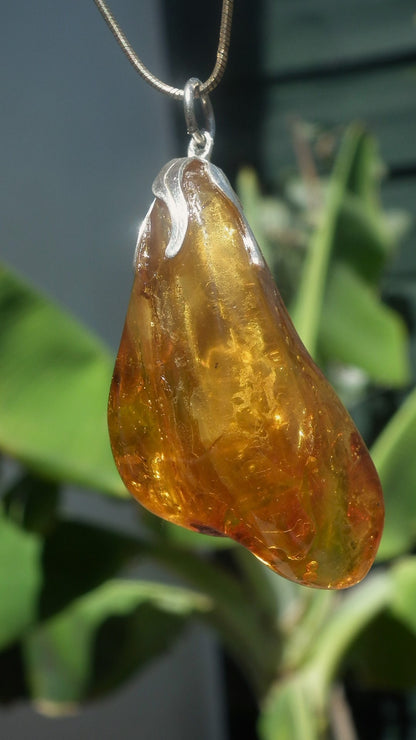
[372,388,416,560]
[0,263,124,496]
[320,263,409,386]
[0,516,42,650]
[23,579,211,712]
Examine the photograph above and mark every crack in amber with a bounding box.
[108,158,384,589]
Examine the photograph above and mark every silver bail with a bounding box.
[183,77,215,160]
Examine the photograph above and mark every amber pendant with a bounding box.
[108,155,384,589]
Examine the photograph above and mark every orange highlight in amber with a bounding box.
[108,158,384,589]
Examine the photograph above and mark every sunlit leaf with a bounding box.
[0,263,124,496]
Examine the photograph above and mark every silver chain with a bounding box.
[93,0,234,101]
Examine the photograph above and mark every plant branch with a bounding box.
[142,540,281,698]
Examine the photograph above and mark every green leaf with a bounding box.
[23,579,211,712]
[0,516,42,650]
[0,263,124,496]
[291,126,363,356]
[344,128,386,213]
[319,263,410,386]
[372,388,416,560]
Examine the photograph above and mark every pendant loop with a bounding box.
[184,77,215,160]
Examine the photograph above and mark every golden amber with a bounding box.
[108,157,384,589]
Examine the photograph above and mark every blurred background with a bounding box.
[1,1,416,738]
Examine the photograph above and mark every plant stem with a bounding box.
[307,572,391,690]
[143,540,281,698]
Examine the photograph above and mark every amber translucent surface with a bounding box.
[108,158,384,589]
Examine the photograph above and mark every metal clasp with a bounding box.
[183,77,215,160]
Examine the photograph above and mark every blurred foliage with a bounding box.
[1,124,416,738]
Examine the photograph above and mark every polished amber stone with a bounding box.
[108,157,384,589]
